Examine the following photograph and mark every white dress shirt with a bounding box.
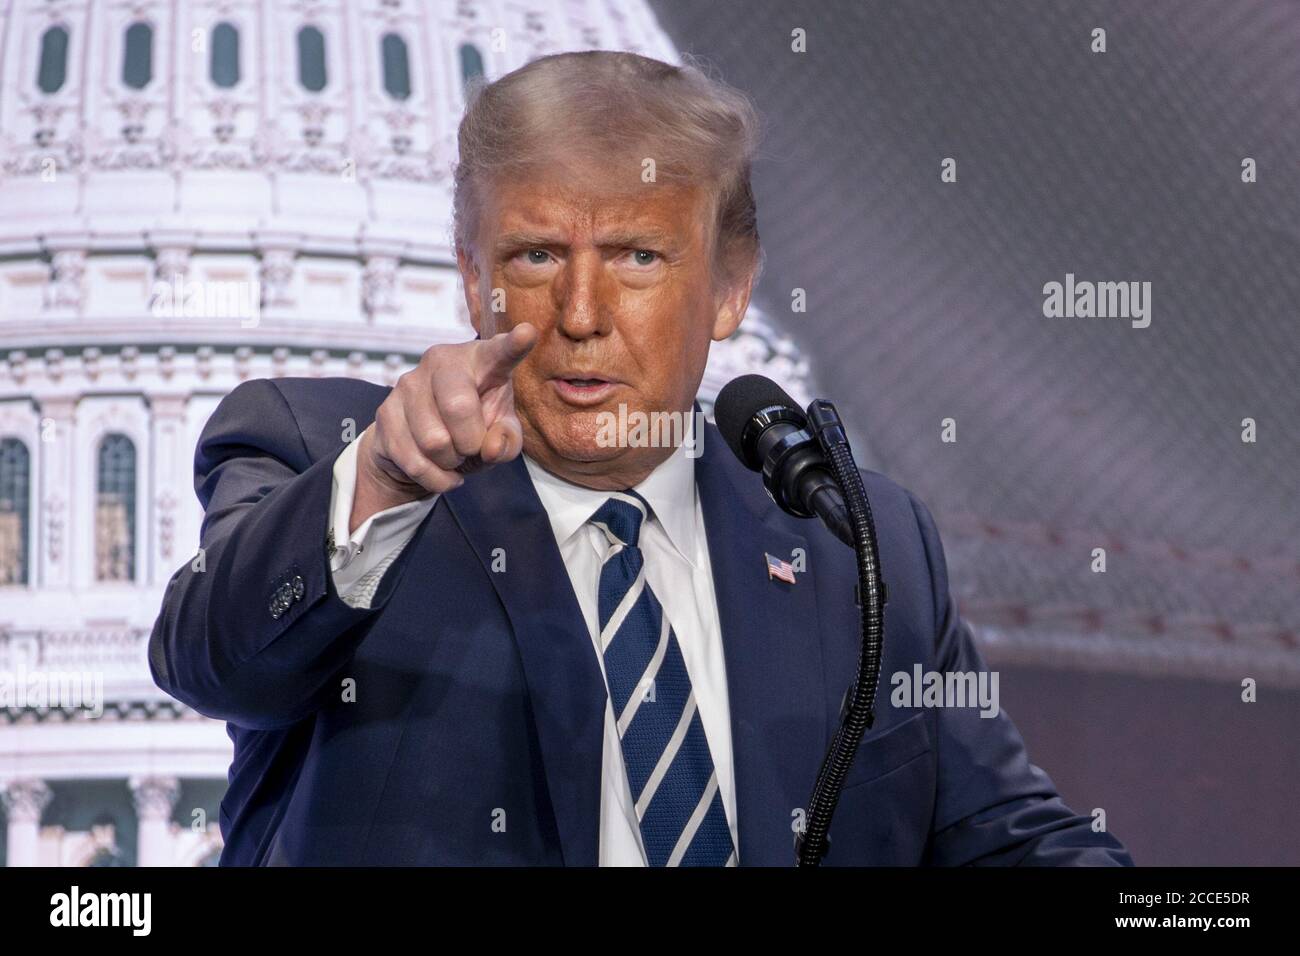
[327,432,738,865]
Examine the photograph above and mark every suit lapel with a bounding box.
[444,458,606,866]
[695,420,830,866]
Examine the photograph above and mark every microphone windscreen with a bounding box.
[714,374,801,466]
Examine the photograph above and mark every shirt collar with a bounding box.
[523,438,700,570]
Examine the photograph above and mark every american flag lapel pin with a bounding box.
[765,552,797,584]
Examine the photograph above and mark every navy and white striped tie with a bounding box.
[589,491,736,867]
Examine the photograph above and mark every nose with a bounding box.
[553,248,615,341]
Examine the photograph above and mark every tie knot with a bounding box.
[589,492,648,549]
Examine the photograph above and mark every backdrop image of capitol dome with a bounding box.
[0,0,808,867]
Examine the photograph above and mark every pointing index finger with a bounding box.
[475,323,537,390]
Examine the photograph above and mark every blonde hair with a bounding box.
[452,50,764,290]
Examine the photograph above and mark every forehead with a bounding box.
[483,166,710,243]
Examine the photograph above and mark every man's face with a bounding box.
[459,163,752,489]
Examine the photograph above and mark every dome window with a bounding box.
[381,33,411,100]
[210,22,240,88]
[36,25,69,94]
[459,43,484,96]
[297,26,328,92]
[122,22,153,90]
[0,438,30,585]
[96,434,136,582]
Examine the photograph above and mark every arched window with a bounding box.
[36,25,69,94]
[0,438,30,585]
[96,434,136,582]
[210,22,240,88]
[459,43,484,95]
[122,22,153,89]
[381,33,411,100]
[297,26,327,91]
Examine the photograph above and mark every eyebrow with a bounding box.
[494,228,677,254]
[494,231,560,251]
[595,228,676,248]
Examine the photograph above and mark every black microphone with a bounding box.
[715,374,854,548]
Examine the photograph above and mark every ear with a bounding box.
[710,264,756,342]
[457,242,485,338]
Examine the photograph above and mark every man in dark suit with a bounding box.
[149,50,1132,866]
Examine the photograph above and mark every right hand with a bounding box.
[352,324,538,530]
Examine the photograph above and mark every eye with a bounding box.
[630,249,659,266]
[523,249,551,265]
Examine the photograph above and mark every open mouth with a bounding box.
[551,376,621,405]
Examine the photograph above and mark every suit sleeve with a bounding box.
[148,379,417,730]
[906,491,1135,866]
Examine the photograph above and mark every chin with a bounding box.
[523,410,614,463]
[552,416,626,463]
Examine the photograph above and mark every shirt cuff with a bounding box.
[329,434,437,606]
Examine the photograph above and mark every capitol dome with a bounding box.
[0,0,810,866]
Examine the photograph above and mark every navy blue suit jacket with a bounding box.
[149,377,1133,866]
